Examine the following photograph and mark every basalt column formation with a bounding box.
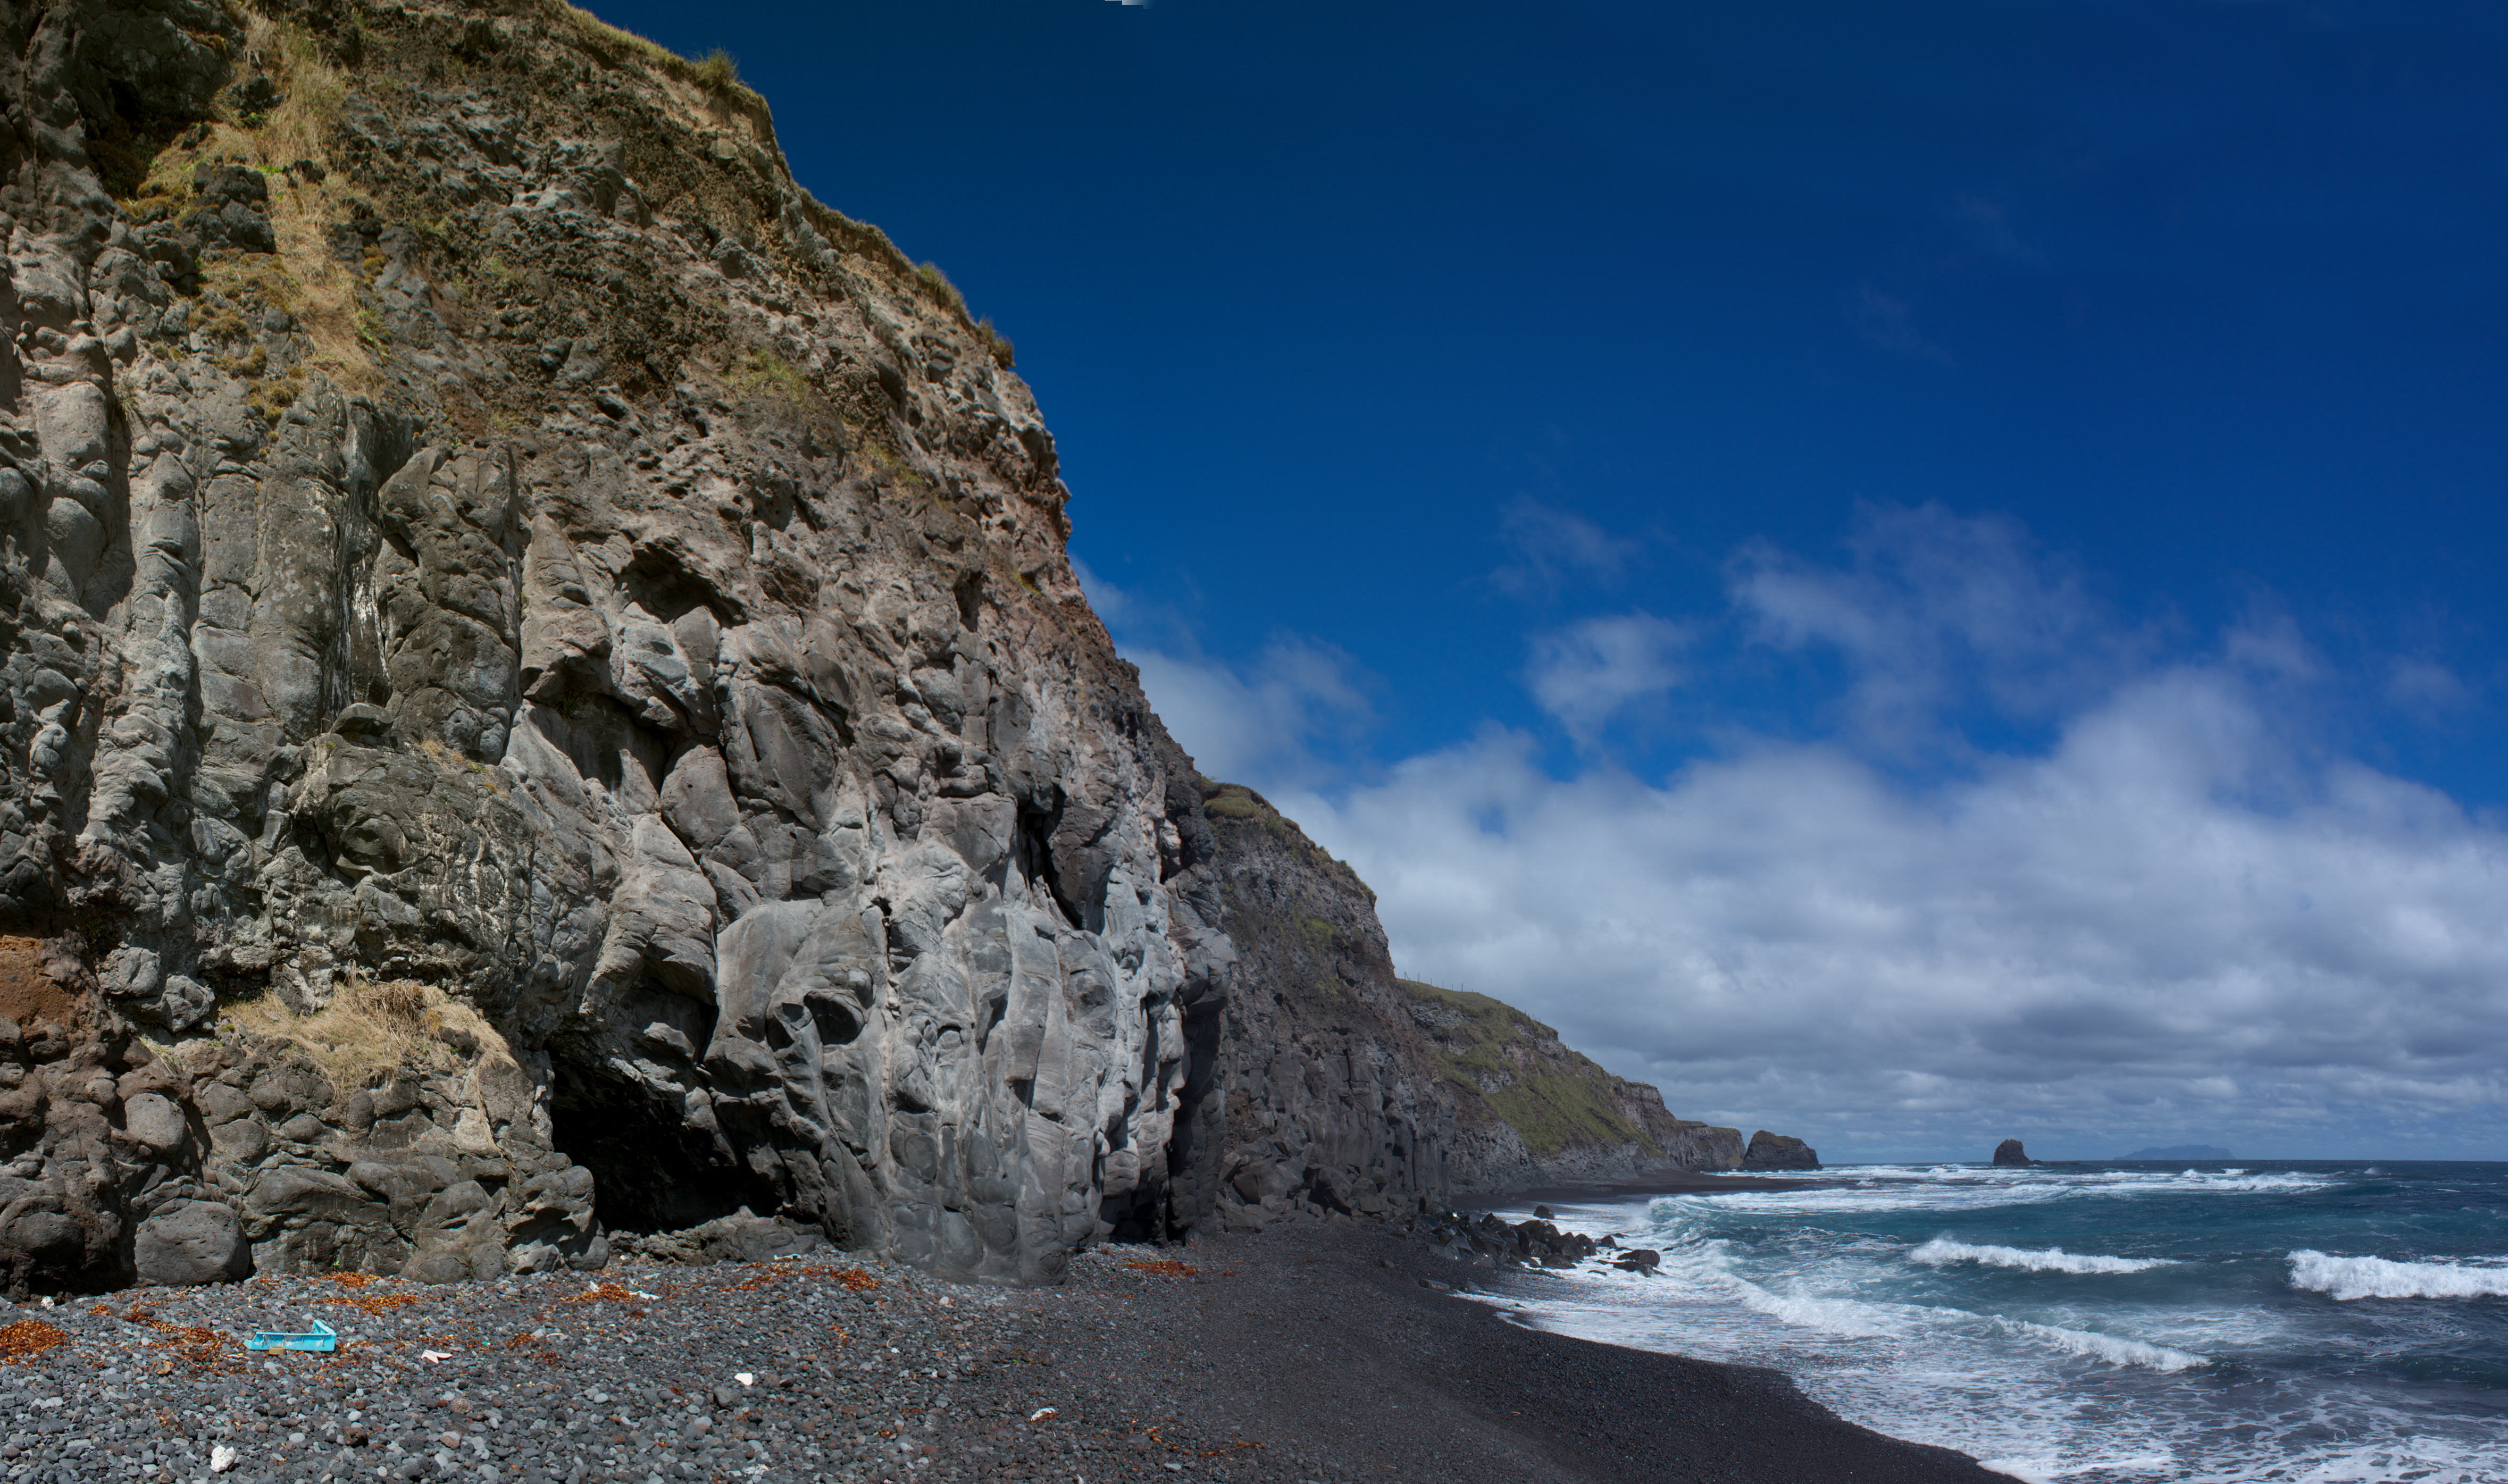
[0,0,1232,1292]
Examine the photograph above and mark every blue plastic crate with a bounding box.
[244,1319,336,1352]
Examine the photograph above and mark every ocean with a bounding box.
[1482,1161,2508,1483]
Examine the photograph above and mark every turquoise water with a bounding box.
[1489,1162,2508,1482]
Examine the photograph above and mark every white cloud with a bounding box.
[2388,657,2469,713]
[1732,502,2130,750]
[1291,667,2508,1160]
[1525,611,1691,740]
[1106,507,2508,1160]
[1076,561,1371,788]
[1492,497,1642,597]
[1947,194,2042,265]
[1128,640,1370,788]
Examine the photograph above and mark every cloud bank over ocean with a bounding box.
[1090,507,2508,1161]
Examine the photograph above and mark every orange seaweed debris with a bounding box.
[829,1268,880,1293]
[0,1320,69,1364]
[1122,1260,1196,1278]
[565,1282,641,1304]
[148,1322,241,1374]
[318,1291,424,1316]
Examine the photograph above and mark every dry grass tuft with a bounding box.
[216,975,498,1090]
[691,48,740,93]
[141,15,378,397]
[915,261,968,319]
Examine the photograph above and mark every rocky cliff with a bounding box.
[0,0,1238,1293]
[1200,782,1746,1229]
[0,0,1798,1298]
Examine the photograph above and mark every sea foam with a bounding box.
[1994,1317,2208,1372]
[1910,1237,2168,1275]
[2288,1250,2508,1301]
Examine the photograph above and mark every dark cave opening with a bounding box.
[546,1058,765,1234]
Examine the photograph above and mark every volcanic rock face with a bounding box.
[0,0,1226,1290]
[0,0,1813,1297]
[1741,1130,1819,1170]
[1991,1138,2033,1167]
[1201,782,1744,1220]
[1200,783,1454,1228]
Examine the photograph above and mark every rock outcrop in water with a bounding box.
[0,0,1803,1296]
[1742,1130,1819,1170]
[1991,1138,2034,1167]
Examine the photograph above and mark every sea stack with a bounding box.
[1744,1130,1821,1170]
[1991,1138,2035,1166]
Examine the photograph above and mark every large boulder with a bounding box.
[132,1201,250,1287]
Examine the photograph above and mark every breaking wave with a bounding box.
[2288,1250,2508,1301]
[1910,1237,2169,1275]
[1993,1317,2209,1372]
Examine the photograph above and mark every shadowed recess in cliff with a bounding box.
[545,1045,763,1234]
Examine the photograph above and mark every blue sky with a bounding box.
[586,0,2508,1161]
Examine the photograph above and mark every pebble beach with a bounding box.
[0,1214,2000,1484]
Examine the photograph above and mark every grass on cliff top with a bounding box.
[1394,978,1659,1159]
[560,4,768,111]
[181,975,506,1091]
[1201,780,1372,899]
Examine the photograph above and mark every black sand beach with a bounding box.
[0,1211,2003,1483]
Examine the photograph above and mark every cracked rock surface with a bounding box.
[0,0,1802,1302]
[0,0,1225,1292]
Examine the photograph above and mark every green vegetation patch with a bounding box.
[976,315,1015,368]
[1395,977,1552,1038]
[1200,779,1372,895]
[559,5,771,112]
[726,345,810,403]
[691,48,740,94]
[1203,786,1263,820]
[1394,978,1661,1159]
[1481,1066,1652,1159]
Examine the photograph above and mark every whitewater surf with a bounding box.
[1478,1160,2508,1483]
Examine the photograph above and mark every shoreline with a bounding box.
[1454,1164,1837,1213]
[1104,1217,2010,1482]
[0,1211,2007,1483]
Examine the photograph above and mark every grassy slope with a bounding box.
[1393,977,1663,1160]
